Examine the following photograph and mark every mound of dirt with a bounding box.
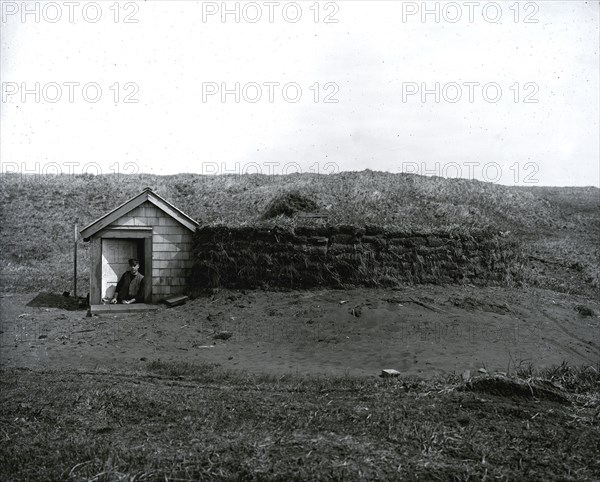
[463,376,569,404]
[263,191,318,219]
[26,292,87,311]
[575,305,596,317]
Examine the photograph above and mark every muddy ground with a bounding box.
[1,285,598,377]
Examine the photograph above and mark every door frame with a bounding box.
[90,227,153,304]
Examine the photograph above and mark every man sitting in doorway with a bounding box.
[111,258,146,304]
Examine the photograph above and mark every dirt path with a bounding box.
[1,286,598,377]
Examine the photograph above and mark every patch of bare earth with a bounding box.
[1,286,598,377]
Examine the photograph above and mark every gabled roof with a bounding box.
[80,187,199,240]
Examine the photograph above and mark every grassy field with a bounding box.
[1,362,599,481]
[0,171,598,295]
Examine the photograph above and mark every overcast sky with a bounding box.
[1,0,598,186]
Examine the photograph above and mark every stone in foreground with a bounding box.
[381,369,401,378]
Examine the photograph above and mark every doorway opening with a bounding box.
[101,238,146,301]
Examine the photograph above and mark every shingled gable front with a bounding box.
[80,188,199,305]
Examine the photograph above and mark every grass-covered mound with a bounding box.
[0,171,598,295]
[263,191,319,218]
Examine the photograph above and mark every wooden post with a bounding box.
[74,223,78,298]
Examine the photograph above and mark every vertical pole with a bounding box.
[74,222,78,298]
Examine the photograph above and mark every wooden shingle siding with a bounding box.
[157,243,193,252]
[154,234,191,244]
[152,251,193,261]
[156,269,190,279]
[114,216,135,226]
[153,243,180,252]
[153,260,188,269]
[139,203,195,301]
[111,202,165,228]
[158,217,179,226]
[153,226,185,235]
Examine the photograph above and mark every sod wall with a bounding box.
[190,225,524,289]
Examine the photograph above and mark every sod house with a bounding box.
[80,188,199,306]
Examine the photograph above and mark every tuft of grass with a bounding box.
[538,361,600,393]
[263,190,319,219]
